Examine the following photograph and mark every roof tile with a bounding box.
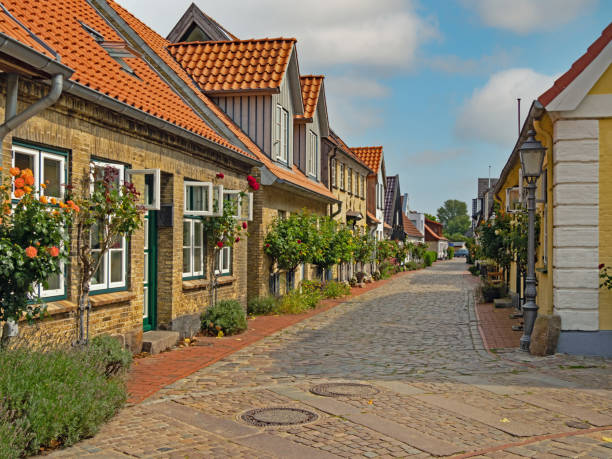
[299,75,323,119]
[0,7,54,57]
[351,146,383,172]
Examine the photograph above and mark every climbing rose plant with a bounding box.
[263,211,314,274]
[0,167,74,326]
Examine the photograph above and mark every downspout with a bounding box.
[0,73,64,142]
[329,146,342,218]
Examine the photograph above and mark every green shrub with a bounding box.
[301,279,322,294]
[323,280,351,298]
[201,300,247,336]
[247,296,279,315]
[379,261,395,279]
[481,281,507,302]
[468,265,480,276]
[372,270,381,281]
[406,261,419,270]
[447,247,455,259]
[277,291,312,314]
[0,342,128,456]
[86,335,132,378]
[424,251,437,267]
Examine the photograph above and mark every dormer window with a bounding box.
[274,104,289,163]
[80,22,105,42]
[99,41,140,77]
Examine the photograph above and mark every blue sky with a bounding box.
[118,0,612,215]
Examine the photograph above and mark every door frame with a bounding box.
[143,210,158,331]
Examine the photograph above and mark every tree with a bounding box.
[353,234,375,266]
[264,211,314,275]
[444,214,471,236]
[0,166,74,346]
[71,165,144,344]
[310,217,342,280]
[436,199,468,227]
[424,213,438,222]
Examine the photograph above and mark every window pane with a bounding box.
[14,152,34,174]
[194,221,202,246]
[143,286,148,318]
[223,248,230,270]
[91,222,102,249]
[194,248,202,273]
[110,251,123,283]
[43,157,62,197]
[144,253,148,283]
[45,272,60,291]
[183,248,191,274]
[91,251,105,285]
[188,186,208,212]
[183,221,191,246]
[144,219,149,249]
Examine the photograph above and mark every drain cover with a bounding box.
[310,382,379,398]
[241,407,318,427]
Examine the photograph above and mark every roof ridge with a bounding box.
[300,74,325,78]
[168,37,297,47]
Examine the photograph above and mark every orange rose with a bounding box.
[52,210,60,216]
[39,196,48,204]
[24,246,37,258]
[47,246,60,257]
[14,188,25,198]
[24,175,34,186]
[50,197,57,205]
[14,177,24,188]
[40,183,47,189]
[9,167,19,176]
[59,202,66,208]
[23,186,32,194]
[21,168,33,177]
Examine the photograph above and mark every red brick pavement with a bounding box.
[475,301,522,350]
[127,270,415,404]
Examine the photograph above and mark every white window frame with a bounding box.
[348,168,353,195]
[307,130,318,177]
[506,187,522,213]
[126,168,160,210]
[331,158,337,187]
[274,104,289,163]
[184,181,214,216]
[12,145,66,200]
[340,163,345,190]
[90,160,127,292]
[215,246,231,275]
[182,218,205,278]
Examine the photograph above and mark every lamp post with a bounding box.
[519,129,546,352]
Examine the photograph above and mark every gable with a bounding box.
[166,3,236,43]
[589,63,612,94]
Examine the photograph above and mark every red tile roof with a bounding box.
[539,23,612,107]
[107,1,335,201]
[2,0,254,159]
[351,146,383,173]
[402,214,423,238]
[298,75,323,120]
[366,211,381,224]
[166,38,296,93]
[0,6,54,57]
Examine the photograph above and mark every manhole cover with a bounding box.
[310,383,379,398]
[241,407,318,427]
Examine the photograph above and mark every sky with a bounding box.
[116,0,612,215]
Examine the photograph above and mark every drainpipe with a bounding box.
[0,73,64,142]
[0,72,64,343]
[329,146,342,218]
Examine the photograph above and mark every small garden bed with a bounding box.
[0,336,131,457]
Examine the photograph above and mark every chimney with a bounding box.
[402,193,409,214]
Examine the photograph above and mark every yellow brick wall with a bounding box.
[1,77,253,347]
[599,118,612,330]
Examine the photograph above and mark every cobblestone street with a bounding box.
[52,260,612,458]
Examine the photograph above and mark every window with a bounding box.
[12,145,65,200]
[184,181,213,216]
[126,169,160,210]
[274,104,289,162]
[506,187,522,212]
[348,168,353,194]
[340,163,345,190]
[13,144,67,298]
[278,210,287,220]
[215,246,231,275]
[307,130,318,177]
[182,219,205,279]
[90,160,127,292]
[222,189,253,221]
[360,175,365,198]
[331,158,337,188]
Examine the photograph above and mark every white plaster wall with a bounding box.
[552,118,599,331]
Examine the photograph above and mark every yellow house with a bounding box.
[494,23,612,356]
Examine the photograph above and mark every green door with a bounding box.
[143,209,158,331]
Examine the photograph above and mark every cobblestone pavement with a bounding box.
[50,260,612,458]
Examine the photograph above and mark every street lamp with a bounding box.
[518,128,546,352]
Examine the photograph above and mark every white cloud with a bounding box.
[425,48,518,75]
[461,0,598,34]
[455,68,556,146]
[116,0,438,72]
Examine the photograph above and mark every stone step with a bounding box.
[494,297,513,308]
[142,330,180,354]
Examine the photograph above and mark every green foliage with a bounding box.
[264,212,314,272]
[323,280,351,298]
[86,335,132,377]
[446,233,469,242]
[447,247,455,259]
[445,214,471,236]
[600,264,612,290]
[424,213,438,222]
[201,300,247,336]
[436,199,468,226]
[376,239,395,263]
[424,251,437,267]
[0,342,128,456]
[405,261,420,270]
[372,271,381,281]
[353,234,375,264]
[482,281,507,302]
[310,217,344,272]
[394,241,411,265]
[0,168,73,323]
[247,296,279,315]
[410,242,427,262]
[379,261,397,279]
[277,287,322,314]
[468,265,480,276]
